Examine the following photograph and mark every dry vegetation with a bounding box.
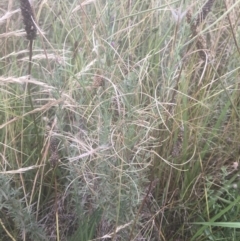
[1,0,240,240]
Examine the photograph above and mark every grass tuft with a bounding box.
[1,0,240,240]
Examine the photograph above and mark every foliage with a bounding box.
[0,0,240,240]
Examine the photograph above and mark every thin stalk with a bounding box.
[27,40,40,152]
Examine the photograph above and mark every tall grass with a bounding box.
[0,0,240,240]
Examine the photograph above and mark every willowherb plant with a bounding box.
[20,0,37,41]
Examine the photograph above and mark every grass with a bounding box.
[1,0,240,240]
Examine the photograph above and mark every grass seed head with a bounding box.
[20,0,37,40]
[50,152,59,167]
[50,136,58,152]
[49,136,59,167]
[196,0,215,26]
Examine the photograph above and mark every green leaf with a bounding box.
[192,222,240,228]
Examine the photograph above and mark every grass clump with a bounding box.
[0,0,240,240]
